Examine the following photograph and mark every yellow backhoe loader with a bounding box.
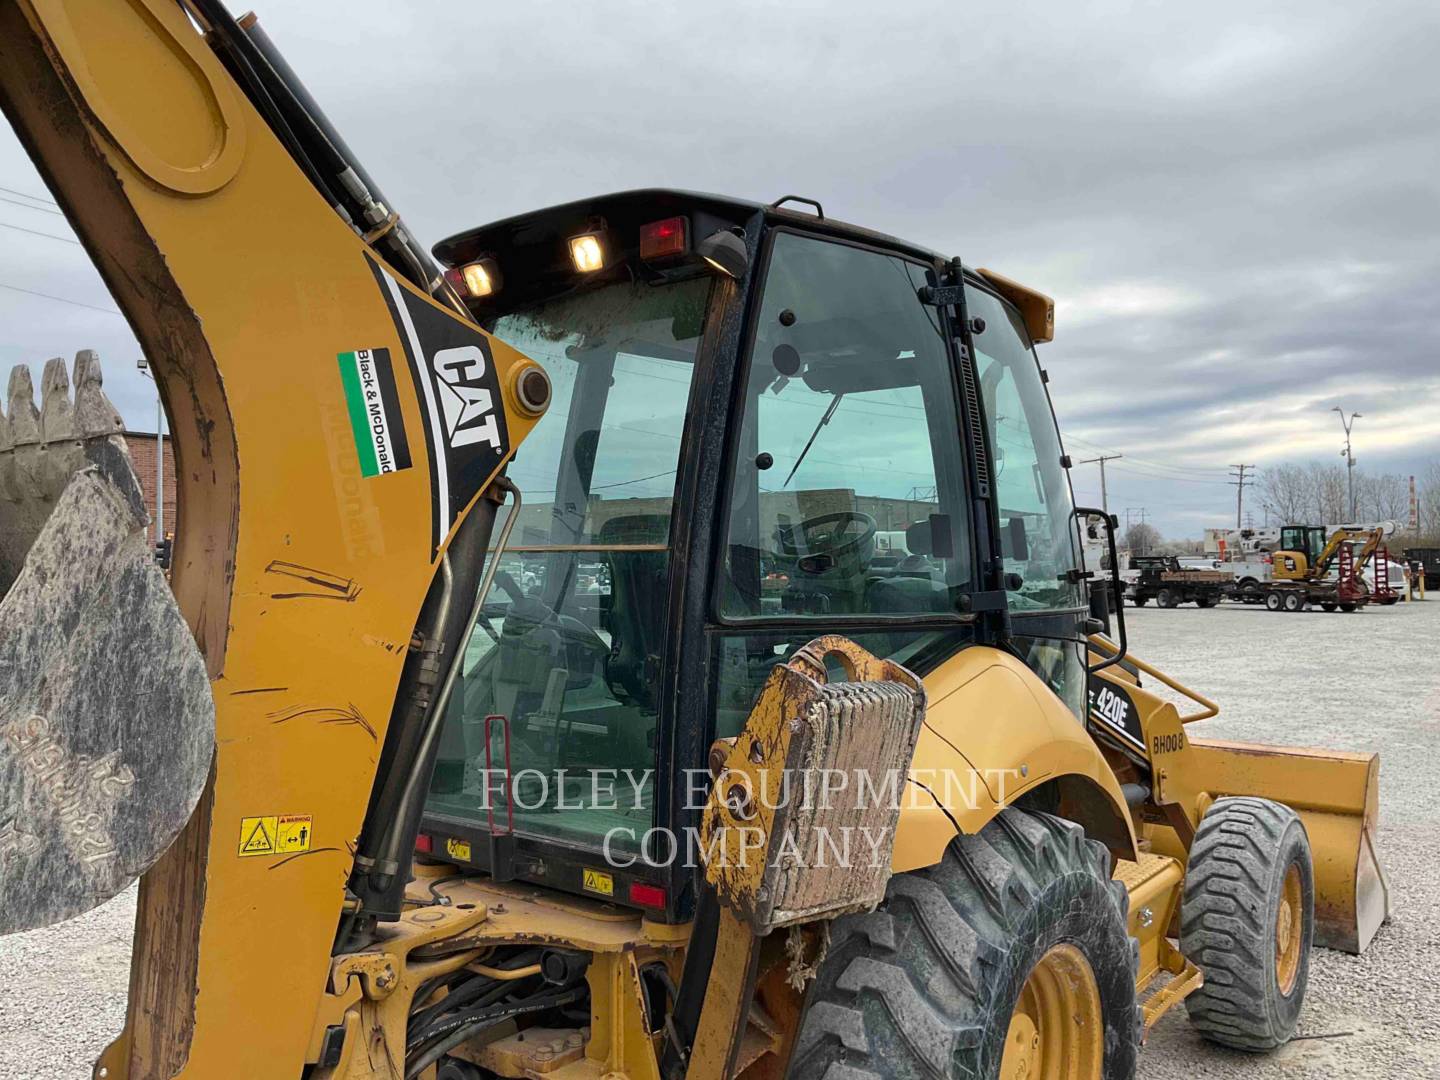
[0,3,1390,1078]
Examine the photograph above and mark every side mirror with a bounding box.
[1001,516,1029,561]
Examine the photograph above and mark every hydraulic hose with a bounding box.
[404,986,586,1080]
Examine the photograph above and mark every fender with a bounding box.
[893,645,1137,871]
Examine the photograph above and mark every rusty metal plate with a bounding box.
[0,439,213,934]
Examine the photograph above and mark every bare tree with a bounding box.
[1355,471,1410,524]
[1123,522,1161,555]
[1307,462,1347,524]
[1419,460,1440,541]
[1260,464,1310,524]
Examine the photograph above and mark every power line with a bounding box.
[1064,432,1230,477]
[0,193,65,217]
[0,182,58,206]
[1106,463,1232,486]
[0,219,80,245]
[0,281,120,315]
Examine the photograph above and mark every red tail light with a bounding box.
[414,833,433,854]
[628,882,667,908]
[640,216,687,261]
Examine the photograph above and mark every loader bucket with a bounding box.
[1182,738,1390,954]
[0,353,213,935]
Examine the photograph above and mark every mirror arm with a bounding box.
[1074,505,1127,673]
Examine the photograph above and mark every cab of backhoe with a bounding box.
[421,190,1088,920]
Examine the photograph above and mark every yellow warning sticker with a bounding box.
[238,816,277,857]
[276,815,313,854]
[582,868,614,897]
[238,814,312,857]
[445,836,472,862]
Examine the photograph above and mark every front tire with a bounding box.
[1181,797,1314,1051]
[1157,587,1178,608]
[789,809,1139,1079]
[1264,591,1283,611]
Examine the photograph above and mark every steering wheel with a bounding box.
[778,511,878,560]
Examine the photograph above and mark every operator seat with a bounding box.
[597,513,670,713]
[864,518,947,613]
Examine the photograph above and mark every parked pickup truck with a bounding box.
[1126,555,1235,608]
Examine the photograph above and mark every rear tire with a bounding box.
[1282,592,1303,612]
[1339,602,1357,612]
[1157,587,1179,608]
[789,809,1140,1080]
[1195,597,1216,608]
[1264,591,1283,611]
[1319,602,1336,612]
[1181,797,1314,1052]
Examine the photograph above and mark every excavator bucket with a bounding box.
[0,352,213,935]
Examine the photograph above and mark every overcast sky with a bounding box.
[2,0,1436,535]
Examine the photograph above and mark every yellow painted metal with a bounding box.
[893,646,1138,871]
[466,1027,589,1076]
[703,636,925,929]
[1088,639,1389,955]
[0,2,545,1075]
[999,944,1103,1080]
[976,267,1056,344]
[1112,853,1185,989]
[311,904,490,1080]
[1139,960,1203,1036]
[1174,739,1389,954]
[687,906,763,1080]
[1277,863,1303,995]
[1089,636,1219,724]
[577,949,664,1080]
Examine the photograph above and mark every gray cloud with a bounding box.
[2,0,1436,533]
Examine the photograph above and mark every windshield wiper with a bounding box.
[783,392,845,488]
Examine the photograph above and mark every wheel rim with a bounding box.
[1276,863,1303,996]
[1000,943,1103,1080]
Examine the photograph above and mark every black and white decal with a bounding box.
[1086,676,1146,753]
[366,255,511,552]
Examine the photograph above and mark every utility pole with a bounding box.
[136,356,163,546]
[1229,464,1254,529]
[1077,454,1123,514]
[1332,407,1361,522]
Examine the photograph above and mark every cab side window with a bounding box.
[721,232,971,619]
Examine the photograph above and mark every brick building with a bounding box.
[121,430,176,544]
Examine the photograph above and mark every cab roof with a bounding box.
[432,188,947,270]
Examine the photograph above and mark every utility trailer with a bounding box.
[1126,555,1234,607]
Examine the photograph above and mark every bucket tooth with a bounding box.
[39,356,76,444]
[38,357,80,497]
[1,365,45,580]
[73,349,125,436]
[6,363,40,445]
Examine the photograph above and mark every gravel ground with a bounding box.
[2,599,1436,1078]
[1130,598,1440,1078]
